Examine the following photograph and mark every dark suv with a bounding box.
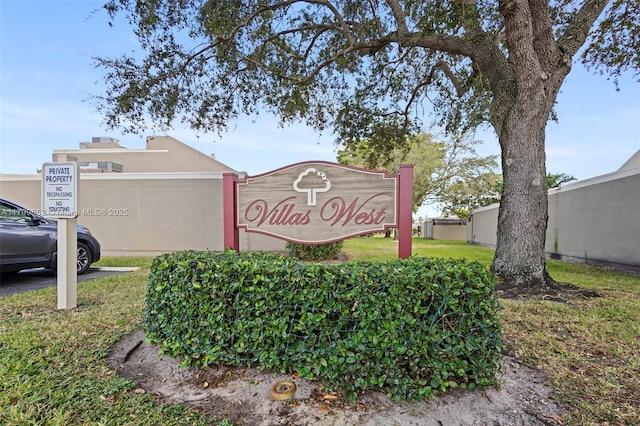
[0,198,101,275]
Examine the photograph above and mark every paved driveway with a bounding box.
[0,267,138,297]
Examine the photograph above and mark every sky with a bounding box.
[1,0,639,218]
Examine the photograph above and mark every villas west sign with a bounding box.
[224,161,413,257]
[238,161,398,243]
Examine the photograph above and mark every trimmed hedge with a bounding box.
[285,241,344,260]
[143,250,503,401]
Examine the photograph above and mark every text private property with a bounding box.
[45,166,74,183]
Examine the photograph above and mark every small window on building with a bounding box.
[78,161,123,173]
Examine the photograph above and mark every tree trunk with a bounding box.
[491,93,553,291]
[486,0,570,293]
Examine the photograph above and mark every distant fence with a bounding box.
[422,218,466,241]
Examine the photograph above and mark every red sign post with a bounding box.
[398,164,414,259]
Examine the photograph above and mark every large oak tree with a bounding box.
[95,0,639,293]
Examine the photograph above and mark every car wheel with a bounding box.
[77,242,92,275]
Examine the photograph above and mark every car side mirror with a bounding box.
[30,216,42,226]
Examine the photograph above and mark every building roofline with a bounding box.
[0,171,246,181]
[52,149,169,154]
[550,166,639,194]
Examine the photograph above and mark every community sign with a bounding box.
[236,161,399,244]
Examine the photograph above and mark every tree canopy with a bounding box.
[95,0,639,292]
[97,0,638,137]
[337,132,499,218]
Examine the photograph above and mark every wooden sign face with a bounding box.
[236,161,398,244]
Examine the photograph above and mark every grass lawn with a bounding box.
[1,237,638,425]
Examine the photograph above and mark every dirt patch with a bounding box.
[495,280,600,302]
[107,330,568,425]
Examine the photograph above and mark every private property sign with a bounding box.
[236,161,402,244]
[42,162,78,218]
[41,161,79,310]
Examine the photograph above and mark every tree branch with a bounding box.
[556,0,609,60]
[426,60,465,97]
[244,42,360,85]
[385,0,409,36]
[401,31,477,58]
[528,0,558,72]
[304,0,357,45]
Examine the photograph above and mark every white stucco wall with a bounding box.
[467,166,640,272]
[0,173,286,256]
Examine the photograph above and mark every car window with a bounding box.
[0,203,33,224]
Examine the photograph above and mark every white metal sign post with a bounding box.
[42,162,79,309]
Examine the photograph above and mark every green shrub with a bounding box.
[144,250,503,401]
[285,241,344,260]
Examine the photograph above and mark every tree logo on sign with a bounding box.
[293,168,331,206]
